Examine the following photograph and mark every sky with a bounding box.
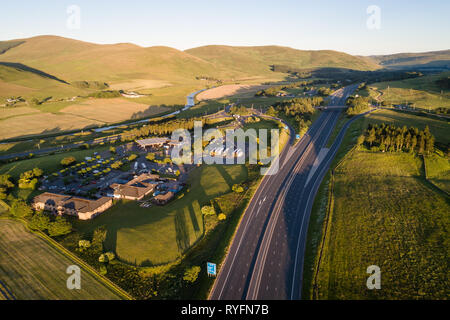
[1,0,449,56]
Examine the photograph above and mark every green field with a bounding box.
[0,146,110,180]
[0,219,122,300]
[369,72,450,110]
[424,153,450,194]
[73,164,248,266]
[366,109,449,145]
[315,151,449,299]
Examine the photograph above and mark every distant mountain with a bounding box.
[185,45,380,75]
[0,36,380,85]
[369,50,450,70]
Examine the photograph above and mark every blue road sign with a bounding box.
[207,262,216,276]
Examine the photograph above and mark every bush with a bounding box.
[183,266,201,283]
[9,200,33,218]
[61,156,76,166]
[232,184,244,193]
[48,216,72,237]
[78,240,91,249]
[29,211,51,231]
[105,252,115,261]
[201,205,215,216]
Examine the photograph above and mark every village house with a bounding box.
[32,192,113,220]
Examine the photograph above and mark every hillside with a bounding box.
[185,45,380,74]
[0,36,224,84]
[0,63,84,100]
[370,50,450,70]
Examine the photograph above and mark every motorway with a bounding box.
[209,84,360,300]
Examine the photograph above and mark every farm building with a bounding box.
[32,192,113,220]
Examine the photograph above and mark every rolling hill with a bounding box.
[185,45,380,75]
[0,35,222,83]
[369,50,450,70]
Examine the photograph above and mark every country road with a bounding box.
[209,84,361,300]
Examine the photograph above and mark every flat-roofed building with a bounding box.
[32,192,113,220]
[136,137,168,150]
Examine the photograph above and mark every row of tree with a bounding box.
[359,123,435,154]
[255,80,329,97]
[346,96,371,115]
[269,97,323,118]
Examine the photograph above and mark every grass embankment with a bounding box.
[303,108,449,299]
[0,219,126,300]
[424,154,450,194]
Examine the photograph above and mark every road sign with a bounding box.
[207,262,216,277]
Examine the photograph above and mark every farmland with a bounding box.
[0,219,122,300]
[72,164,248,266]
[368,71,450,110]
[314,150,449,299]
[0,98,170,140]
[304,105,450,300]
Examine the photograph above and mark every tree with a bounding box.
[9,200,33,218]
[0,174,14,199]
[105,252,115,261]
[232,184,244,193]
[146,153,155,161]
[47,216,72,237]
[109,146,116,154]
[29,211,51,231]
[366,128,376,147]
[61,156,76,166]
[78,240,91,249]
[201,205,215,216]
[99,253,108,263]
[218,213,226,221]
[356,135,365,147]
[183,266,201,283]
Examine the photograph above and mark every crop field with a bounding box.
[0,98,170,140]
[61,98,170,123]
[0,219,122,300]
[0,112,102,140]
[0,107,40,119]
[315,151,449,299]
[73,164,248,266]
[196,84,271,101]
